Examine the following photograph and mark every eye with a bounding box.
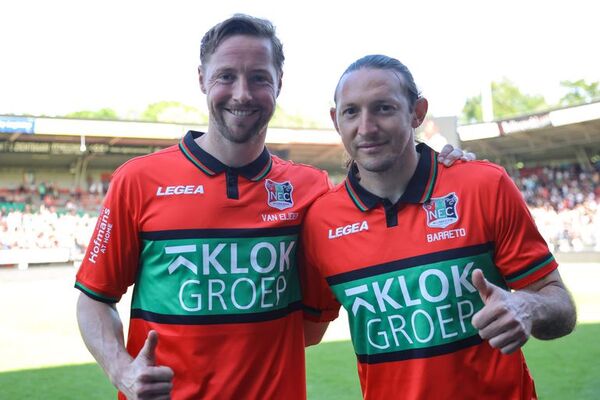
[342,106,357,117]
[252,74,271,84]
[376,104,395,113]
[217,73,234,83]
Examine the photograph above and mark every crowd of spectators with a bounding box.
[0,184,101,259]
[0,164,599,262]
[512,164,600,252]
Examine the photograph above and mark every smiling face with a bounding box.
[199,35,281,145]
[332,67,426,174]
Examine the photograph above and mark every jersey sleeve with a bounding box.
[299,208,341,323]
[75,167,141,303]
[492,169,558,290]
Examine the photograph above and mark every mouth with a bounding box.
[357,141,386,150]
[225,108,258,117]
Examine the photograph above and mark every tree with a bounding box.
[460,78,548,123]
[269,105,322,129]
[65,108,119,120]
[460,95,482,124]
[141,101,207,124]
[559,79,600,106]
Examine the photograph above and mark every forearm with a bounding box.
[76,293,133,387]
[518,283,577,340]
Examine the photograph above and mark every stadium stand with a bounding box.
[1,101,599,268]
[513,165,600,252]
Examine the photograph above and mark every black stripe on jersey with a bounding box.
[356,334,482,364]
[327,242,495,285]
[302,304,322,317]
[504,252,553,282]
[140,226,301,240]
[130,301,303,325]
[75,284,118,304]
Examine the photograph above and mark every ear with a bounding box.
[198,65,207,94]
[276,72,283,97]
[411,97,429,128]
[330,107,340,134]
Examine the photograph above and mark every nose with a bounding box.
[358,112,377,136]
[232,77,252,103]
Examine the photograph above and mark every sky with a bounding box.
[1,0,599,127]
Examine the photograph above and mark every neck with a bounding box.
[356,147,420,204]
[196,128,266,167]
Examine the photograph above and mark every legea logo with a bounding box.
[156,185,204,196]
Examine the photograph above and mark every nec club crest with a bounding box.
[265,179,294,210]
[423,192,459,228]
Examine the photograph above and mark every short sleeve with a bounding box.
[492,170,558,289]
[75,167,141,302]
[299,212,341,322]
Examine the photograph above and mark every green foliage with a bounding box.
[460,95,483,124]
[3,325,597,399]
[559,79,600,106]
[461,79,548,123]
[492,78,548,119]
[141,101,208,124]
[461,78,600,123]
[269,105,323,129]
[64,108,119,120]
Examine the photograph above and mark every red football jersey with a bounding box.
[301,144,556,400]
[76,131,331,399]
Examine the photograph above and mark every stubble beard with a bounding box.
[357,158,396,174]
[211,106,273,144]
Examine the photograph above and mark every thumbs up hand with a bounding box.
[117,330,174,400]
[471,269,533,354]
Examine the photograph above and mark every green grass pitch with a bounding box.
[1,323,598,399]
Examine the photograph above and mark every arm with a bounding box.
[471,269,576,354]
[76,293,173,399]
[304,320,330,347]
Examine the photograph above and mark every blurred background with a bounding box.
[0,0,598,398]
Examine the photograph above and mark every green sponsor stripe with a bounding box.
[133,234,301,317]
[505,255,555,284]
[75,282,118,303]
[331,253,504,356]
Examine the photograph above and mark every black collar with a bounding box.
[178,130,272,181]
[344,143,439,211]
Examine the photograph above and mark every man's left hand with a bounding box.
[438,144,476,166]
[471,269,532,354]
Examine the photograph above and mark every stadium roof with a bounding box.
[2,100,599,176]
[0,116,346,174]
[457,100,600,169]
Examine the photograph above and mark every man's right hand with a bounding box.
[117,330,174,400]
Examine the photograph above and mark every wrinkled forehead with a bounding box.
[334,68,408,105]
[204,34,281,78]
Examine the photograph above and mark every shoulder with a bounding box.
[439,160,509,185]
[305,181,348,217]
[112,144,180,179]
[270,155,331,186]
[271,155,328,176]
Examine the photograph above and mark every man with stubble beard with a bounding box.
[75,15,470,400]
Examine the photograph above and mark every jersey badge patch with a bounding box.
[423,192,459,228]
[265,179,294,210]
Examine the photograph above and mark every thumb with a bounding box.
[471,269,494,303]
[138,330,158,366]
